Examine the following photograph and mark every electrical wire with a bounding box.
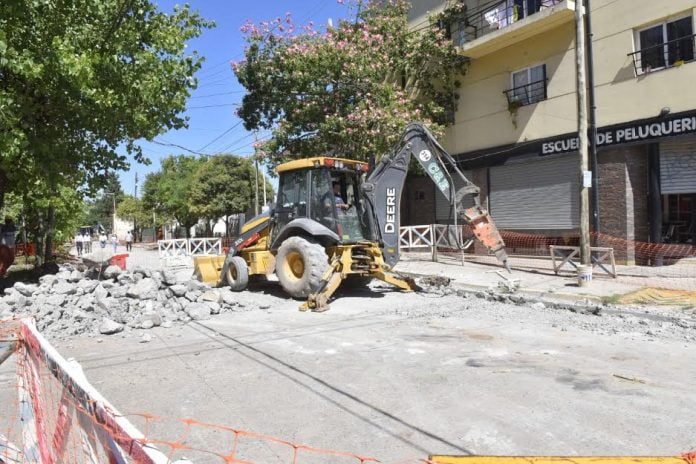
[190,90,246,99]
[197,121,243,152]
[187,103,240,109]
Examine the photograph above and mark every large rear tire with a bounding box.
[226,256,249,291]
[275,237,329,298]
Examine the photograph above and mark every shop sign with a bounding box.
[542,114,696,155]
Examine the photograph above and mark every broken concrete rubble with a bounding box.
[0,264,244,339]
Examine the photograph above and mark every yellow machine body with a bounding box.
[193,255,226,286]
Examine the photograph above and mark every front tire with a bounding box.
[226,256,249,291]
[275,237,329,298]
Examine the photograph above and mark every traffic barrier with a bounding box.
[157,238,222,259]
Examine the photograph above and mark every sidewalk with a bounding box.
[396,251,695,304]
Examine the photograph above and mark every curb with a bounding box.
[400,270,608,306]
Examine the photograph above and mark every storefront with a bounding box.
[659,137,696,245]
[430,109,696,259]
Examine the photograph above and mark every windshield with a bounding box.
[310,168,371,242]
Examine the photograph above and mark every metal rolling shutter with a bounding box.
[435,171,475,223]
[660,138,696,194]
[490,155,579,230]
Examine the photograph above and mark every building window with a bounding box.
[414,191,426,201]
[632,16,694,74]
[504,64,547,107]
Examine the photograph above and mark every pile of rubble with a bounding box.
[0,264,243,339]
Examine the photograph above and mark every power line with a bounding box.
[190,90,246,99]
[197,121,243,152]
[187,103,240,109]
[152,139,207,156]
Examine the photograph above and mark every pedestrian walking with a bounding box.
[82,232,92,253]
[125,230,133,252]
[111,233,118,252]
[75,233,83,256]
[99,232,107,249]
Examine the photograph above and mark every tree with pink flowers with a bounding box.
[234,0,467,168]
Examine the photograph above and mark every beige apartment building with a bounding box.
[404,0,696,261]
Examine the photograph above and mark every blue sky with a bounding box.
[119,0,353,196]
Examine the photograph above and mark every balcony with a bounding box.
[628,33,696,75]
[451,0,575,59]
[503,78,548,107]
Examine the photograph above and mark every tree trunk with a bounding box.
[225,215,229,237]
[0,168,6,212]
[44,202,55,262]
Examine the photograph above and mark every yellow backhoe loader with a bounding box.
[194,123,509,311]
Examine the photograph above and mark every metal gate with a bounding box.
[489,154,579,230]
[660,137,696,194]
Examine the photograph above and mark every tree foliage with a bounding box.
[189,154,274,234]
[84,172,125,231]
[0,0,212,261]
[142,155,205,237]
[116,195,153,230]
[4,187,85,253]
[234,0,467,168]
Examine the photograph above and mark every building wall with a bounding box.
[113,216,133,242]
[415,0,696,155]
[597,145,649,263]
[401,177,437,226]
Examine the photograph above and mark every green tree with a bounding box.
[0,0,212,261]
[84,172,125,232]
[189,154,274,236]
[4,186,85,263]
[116,195,153,238]
[142,155,205,238]
[234,0,466,168]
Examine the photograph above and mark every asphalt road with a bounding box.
[25,282,695,463]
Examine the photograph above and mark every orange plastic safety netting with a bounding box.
[402,225,696,293]
[0,318,438,464]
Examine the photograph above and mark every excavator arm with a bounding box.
[362,122,509,270]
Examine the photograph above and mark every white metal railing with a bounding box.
[157,238,188,258]
[400,224,471,263]
[399,225,432,249]
[157,237,221,258]
[188,237,222,256]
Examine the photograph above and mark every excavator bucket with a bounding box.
[193,255,226,286]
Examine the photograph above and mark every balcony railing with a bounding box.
[628,33,696,75]
[448,0,564,46]
[503,79,548,107]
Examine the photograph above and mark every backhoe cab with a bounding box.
[194,123,509,311]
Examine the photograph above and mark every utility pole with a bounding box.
[253,133,259,216]
[585,0,600,236]
[575,0,591,266]
[262,162,267,208]
[133,172,138,238]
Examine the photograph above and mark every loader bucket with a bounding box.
[193,255,226,286]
